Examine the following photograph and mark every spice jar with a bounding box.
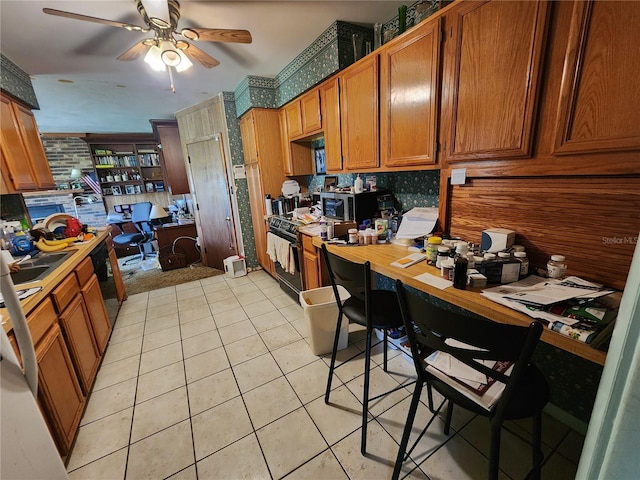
[514,251,529,278]
[425,236,442,265]
[547,255,567,279]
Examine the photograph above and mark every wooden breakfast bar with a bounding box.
[315,237,608,366]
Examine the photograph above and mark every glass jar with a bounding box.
[436,246,450,268]
[497,251,511,261]
[425,236,442,265]
[513,251,529,278]
[547,255,567,279]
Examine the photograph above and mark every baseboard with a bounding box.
[544,402,589,435]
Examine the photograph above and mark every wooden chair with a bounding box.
[393,280,549,480]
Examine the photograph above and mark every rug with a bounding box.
[118,255,224,296]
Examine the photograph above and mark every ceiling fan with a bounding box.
[43,0,251,88]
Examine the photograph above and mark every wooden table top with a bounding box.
[313,236,607,365]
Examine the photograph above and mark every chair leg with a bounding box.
[383,328,389,371]
[444,400,454,435]
[531,413,543,480]
[488,421,502,480]
[392,381,424,480]
[325,311,345,404]
[361,327,373,455]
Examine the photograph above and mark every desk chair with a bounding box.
[112,202,154,264]
[321,244,406,455]
[392,280,549,480]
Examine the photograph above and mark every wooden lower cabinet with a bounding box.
[58,295,100,394]
[301,233,325,290]
[107,236,127,304]
[35,321,86,456]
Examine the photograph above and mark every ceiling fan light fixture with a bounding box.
[180,28,199,41]
[144,45,166,71]
[175,50,192,72]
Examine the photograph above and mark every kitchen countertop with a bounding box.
[1,228,113,333]
[313,236,608,366]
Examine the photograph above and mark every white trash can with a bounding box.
[299,285,350,356]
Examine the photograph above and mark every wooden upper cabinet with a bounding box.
[151,120,190,195]
[0,93,55,191]
[553,0,640,155]
[300,89,322,134]
[380,17,442,169]
[320,77,343,172]
[443,0,549,163]
[340,55,380,170]
[284,89,322,141]
[280,109,313,176]
[239,113,258,164]
[284,101,303,139]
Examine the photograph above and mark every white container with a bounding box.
[299,285,351,355]
[223,255,247,278]
[354,174,364,194]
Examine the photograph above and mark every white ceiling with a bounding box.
[0,1,407,134]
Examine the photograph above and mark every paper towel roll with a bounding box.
[265,197,273,216]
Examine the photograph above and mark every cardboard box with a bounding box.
[481,228,515,253]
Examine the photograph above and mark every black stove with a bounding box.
[267,215,302,242]
[267,215,304,300]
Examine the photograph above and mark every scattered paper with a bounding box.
[414,272,452,290]
[395,207,438,239]
[391,253,426,269]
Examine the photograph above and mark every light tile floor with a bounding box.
[67,271,584,479]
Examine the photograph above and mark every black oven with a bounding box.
[267,216,302,300]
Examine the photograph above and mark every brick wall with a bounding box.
[41,136,94,182]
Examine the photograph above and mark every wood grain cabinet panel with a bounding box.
[300,89,322,134]
[553,0,640,155]
[80,274,112,355]
[340,55,380,170]
[280,109,314,176]
[0,93,55,191]
[151,120,190,194]
[284,101,303,139]
[58,294,100,394]
[35,322,85,456]
[443,0,549,162]
[380,17,441,169]
[320,77,343,172]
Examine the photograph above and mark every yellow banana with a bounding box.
[42,237,76,246]
[36,238,70,252]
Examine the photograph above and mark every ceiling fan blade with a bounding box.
[117,41,152,61]
[187,28,252,44]
[181,43,220,68]
[43,8,147,32]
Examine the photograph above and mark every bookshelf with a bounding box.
[85,135,166,196]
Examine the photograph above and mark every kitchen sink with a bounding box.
[9,250,76,286]
[10,266,51,285]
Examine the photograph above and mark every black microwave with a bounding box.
[319,190,387,225]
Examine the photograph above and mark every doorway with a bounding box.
[185,134,237,269]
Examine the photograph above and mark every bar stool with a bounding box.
[321,244,407,455]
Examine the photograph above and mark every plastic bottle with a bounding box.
[547,255,567,279]
[354,174,364,194]
[425,236,442,265]
[436,246,450,268]
[453,243,469,290]
[348,228,358,244]
[319,217,328,241]
[514,251,529,278]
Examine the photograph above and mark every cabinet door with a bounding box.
[280,109,294,175]
[301,89,322,134]
[320,77,343,172]
[0,94,38,190]
[340,55,380,170]
[13,101,56,189]
[81,274,112,354]
[58,294,100,394]
[553,0,640,155]
[284,101,304,139]
[36,323,85,456]
[154,121,190,194]
[280,108,314,177]
[380,17,441,169]
[302,249,321,291]
[246,163,273,274]
[240,112,258,164]
[107,237,127,303]
[443,0,549,162]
